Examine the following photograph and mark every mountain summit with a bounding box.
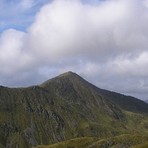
[40,71,84,86]
[41,71,148,114]
[0,72,148,147]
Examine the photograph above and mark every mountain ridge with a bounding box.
[41,71,148,114]
[0,71,148,147]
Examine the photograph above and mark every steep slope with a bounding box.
[0,72,148,148]
[41,72,148,114]
[96,88,148,114]
[40,71,124,121]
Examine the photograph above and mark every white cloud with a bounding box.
[27,0,148,60]
[0,0,148,100]
[109,52,148,76]
[0,29,32,75]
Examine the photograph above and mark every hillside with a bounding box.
[0,71,148,148]
[41,72,148,114]
[97,88,148,114]
[35,134,148,148]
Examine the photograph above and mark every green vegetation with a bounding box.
[133,142,148,148]
[98,88,148,114]
[0,72,148,147]
[34,134,148,148]
[34,137,99,148]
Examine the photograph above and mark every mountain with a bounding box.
[145,100,148,104]
[96,88,148,114]
[0,71,148,148]
[41,72,148,114]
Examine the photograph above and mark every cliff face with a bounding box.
[0,72,148,148]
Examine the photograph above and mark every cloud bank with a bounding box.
[0,0,148,100]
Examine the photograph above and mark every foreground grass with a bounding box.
[34,137,99,148]
[133,142,148,148]
[34,134,148,148]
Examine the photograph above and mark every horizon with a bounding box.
[0,0,148,100]
[0,70,147,102]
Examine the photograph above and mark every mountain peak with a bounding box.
[58,71,77,77]
[40,71,83,86]
[1,71,148,147]
[58,71,84,80]
[40,71,148,114]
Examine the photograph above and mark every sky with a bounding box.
[0,0,148,100]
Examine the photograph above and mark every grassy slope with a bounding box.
[35,110,148,148]
[133,142,148,148]
[0,72,148,147]
[34,134,148,148]
[97,88,148,114]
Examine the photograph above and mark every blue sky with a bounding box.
[0,0,102,32]
[0,0,53,32]
[0,0,148,100]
